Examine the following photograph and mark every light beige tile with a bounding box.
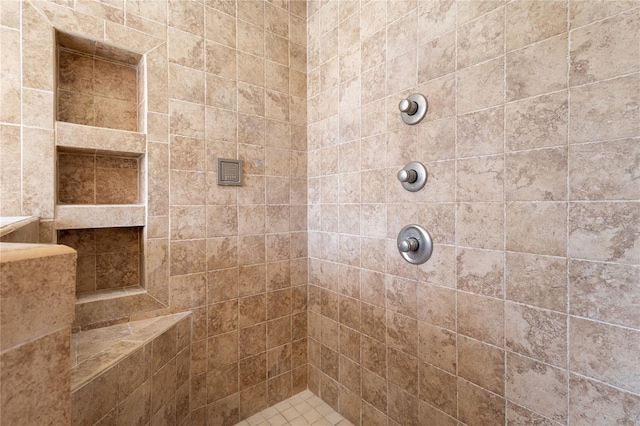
[569,260,640,329]
[570,9,639,86]
[569,139,640,201]
[506,202,567,257]
[457,291,504,347]
[571,317,640,393]
[569,73,640,144]
[505,252,567,312]
[505,301,567,367]
[457,6,504,69]
[506,0,567,51]
[458,335,504,395]
[506,34,568,102]
[505,91,568,151]
[505,147,567,201]
[506,352,568,423]
[0,27,20,124]
[569,374,640,425]
[457,57,504,114]
[568,202,639,264]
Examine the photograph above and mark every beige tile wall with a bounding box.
[0,0,307,425]
[307,1,640,425]
[57,152,140,204]
[57,48,139,132]
[58,227,142,294]
[2,1,639,425]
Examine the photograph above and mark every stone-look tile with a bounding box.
[416,116,455,161]
[72,362,118,425]
[506,253,567,312]
[386,49,417,96]
[417,0,456,45]
[457,292,503,347]
[570,10,639,87]
[568,202,639,264]
[361,335,386,379]
[419,362,457,417]
[570,317,640,393]
[505,147,568,201]
[207,394,239,426]
[0,125,21,215]
[456,202,504,250]
[456,248,503,298]
[417,283,456,331]
[387,384,419,426]
[458,378,505,426]
[457,336,504,396]
[570,73,640,144]
[506,34,568,102]
[23,128,54,218]
[457,106,504,158]
[506,202,567,257]
[457,57,504,114]
[457,155,504,202]
[569,374,640,425]
[505,302,567,367]
[362,368,387,414]
[569,0,637,28]
[506,353,568,423]
[388,347,419,395]
[419,400,457,426]
[457,6,504,69]
[506,0,567,52]
[569,139,640,201]
[169,100,205,138]
[569,260,640,329]
[386,9,417,61]
[1,329,70,426]
[22,1,54,91]
[506,91,568,151]
[418,31,455,83]
[507,402,556,426]
[418,321,456,374]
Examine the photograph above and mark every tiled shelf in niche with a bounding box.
[56,31,143,132]
[57,148,141,205]
[57,226,143,295]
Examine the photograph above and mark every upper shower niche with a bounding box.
[56,31,143,133]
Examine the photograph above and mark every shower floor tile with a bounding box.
[234,390,355,426]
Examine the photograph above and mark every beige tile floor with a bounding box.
[234,390,355,426]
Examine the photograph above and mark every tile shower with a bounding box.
[0,1,638,426]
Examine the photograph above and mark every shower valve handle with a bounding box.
[399,99,418,115]
[398,237,419,253]
[397,169,418,184]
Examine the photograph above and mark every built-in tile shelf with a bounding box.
[55,204,145,230]
[55,121,146,155]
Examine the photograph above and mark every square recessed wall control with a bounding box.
[217,158,243,186]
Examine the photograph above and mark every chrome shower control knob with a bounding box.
[399,93,428,125]
[397,224,433,265]
[397,161,427,192]
[397,169,418,184]
[399,99,418,115]
[398,237,419,253]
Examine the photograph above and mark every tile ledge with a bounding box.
[55,121,146,156]
[71,311,191,392]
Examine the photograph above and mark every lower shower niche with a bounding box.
[57,226,165,330]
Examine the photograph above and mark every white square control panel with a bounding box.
[217,158,243,186]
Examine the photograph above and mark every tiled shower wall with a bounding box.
[306,1,639,425]
[1,0,307,424]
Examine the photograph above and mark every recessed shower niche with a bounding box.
[57,227,142,294]
[56,31,142,132]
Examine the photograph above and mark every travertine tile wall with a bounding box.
[57,48,139,131]
[0,0,307,424]
[57,152,140,204]
[58,227,142,294]
[306,1,639,425]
